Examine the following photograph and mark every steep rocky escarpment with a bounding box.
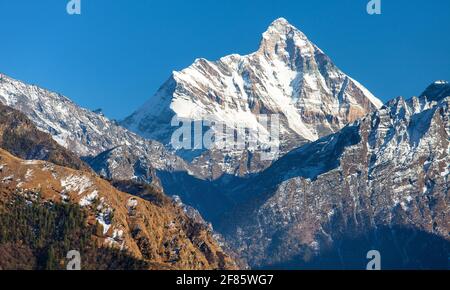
[217,82,450,268]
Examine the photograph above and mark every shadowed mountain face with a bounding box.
[146,82,449,269]
[0,102,90,171]
[0,73,190,186]
[260,227,450,270]
[156,124,362,224]
[213,82,449,267]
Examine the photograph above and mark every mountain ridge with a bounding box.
[0,18,448,270]
[215,82,449,267]
[122,18,383,177]
[0,72,194,185]
[0,102,91,171]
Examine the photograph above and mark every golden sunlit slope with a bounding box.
[0,148,237,270]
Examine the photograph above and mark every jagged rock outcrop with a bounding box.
[217,82,449,268]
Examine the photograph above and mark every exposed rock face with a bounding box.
[0,101,238,269]
[0,73,190,184]
[0,73,147,157]
[0,18,447,270]
[0,148,238,270]
[123,18,382,177]
[0,18,383,219]
[0,103,90,171]
[217,82,449,268]
[85,145,173,188]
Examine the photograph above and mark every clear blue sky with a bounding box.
[0,0,449,119]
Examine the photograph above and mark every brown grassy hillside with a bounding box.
[0,148,237,270]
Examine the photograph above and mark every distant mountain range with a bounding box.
[0,18,448,269]
[0,72,190,186]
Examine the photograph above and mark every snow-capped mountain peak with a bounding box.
[259,17,316,60]
[123,18,383,176]
[420,80,450,102]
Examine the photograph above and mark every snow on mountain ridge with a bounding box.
[216,83,449,267]
[123,18,383,176]
[124,18,382,141]
[0,73,190,183]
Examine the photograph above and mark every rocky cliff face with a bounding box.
[0,18,447,270]
[0,73,190,185]
[123,18,382,177]
[0,103,90,171]
[217,82,449,268]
